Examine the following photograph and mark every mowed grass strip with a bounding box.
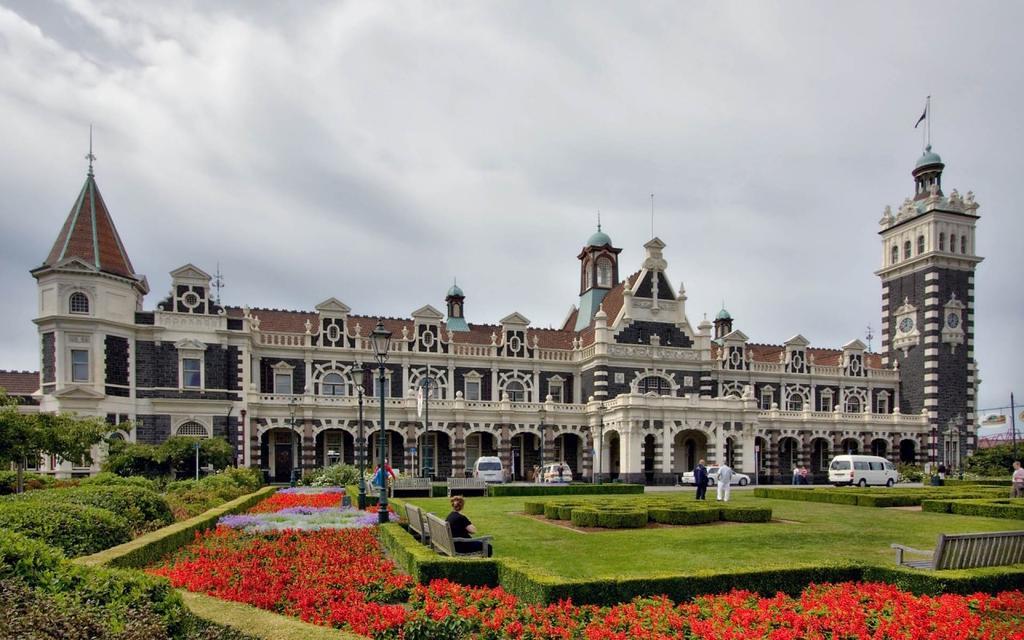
[407,493,1024,580]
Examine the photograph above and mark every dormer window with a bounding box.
[69,292,90,314]
[596,257,612,288]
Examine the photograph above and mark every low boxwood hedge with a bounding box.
[647,506,718,525]
[488,483,644,497]
[719,505,773,523]
[754,486,1005,509]
[0,501,131,556]
[530,496,773,529]
[595,508,647,529]
[947,499,1024,519]
[569,507,600,527]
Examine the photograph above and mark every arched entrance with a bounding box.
[368,429,405,474]
[870,438,888,458]
[672,430,707,474]
[606,431,621,480]
[465,431,498,477]
[261,428,299,483]
[754,436,768,480]
[778,437,799,475]
[554,433,583,479]
[315,429,354,468]
[810,438,830,473]
[841,438,860,455]
[509,432,540,481]
[899,439,917,464]
[417,431,452,480]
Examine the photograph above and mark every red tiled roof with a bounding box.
[560,307,578,332]
[715,341,884,369]
[42,174,136,279]
[0,371,39,395]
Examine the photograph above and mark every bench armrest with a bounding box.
[890,543,932,555]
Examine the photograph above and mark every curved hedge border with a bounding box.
[921,498,1024,519]
[3,485,174,533]
[0,501,132,556]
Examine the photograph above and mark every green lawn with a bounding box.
[406,492,1024,579]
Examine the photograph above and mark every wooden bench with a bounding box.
[892,530,1024,570]
[425,512,492,558]
[392,477,433,497]
[404,503,430,545]
[447,477,488,497]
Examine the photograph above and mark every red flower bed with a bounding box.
[246,491,343,513]
[151,527,1024,639]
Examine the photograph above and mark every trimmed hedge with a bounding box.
[944,479,1008,487]
[76,485,277,569]
[80,471,160,491]
[719,505,773,523]
[3,484,174,533]
[377,523,499,586]
[648,506,718,526]
[595,508,647,529]
[488,483,645,497]
[947,499,1024,519]
[0,501,131,556]
[754,486,1005,508]
[531,496,772,529]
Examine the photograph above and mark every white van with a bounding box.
[473,456,504,483]
[828,455,898,487]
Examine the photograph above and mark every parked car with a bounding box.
[473,456,504,483]
[540,462,573,483]
[828,455,898,487]
[680,465,751,486]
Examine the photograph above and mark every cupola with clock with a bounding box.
[876,141,983,467]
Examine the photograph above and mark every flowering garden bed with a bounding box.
[149,488,1024,639]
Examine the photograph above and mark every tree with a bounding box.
[0,392,111,493]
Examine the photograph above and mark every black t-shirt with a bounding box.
[446,511,472,538]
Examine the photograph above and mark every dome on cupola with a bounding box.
[915,145,943,169]
[447,283,464,297]
[587,229,612,247]
[716,307,732,321]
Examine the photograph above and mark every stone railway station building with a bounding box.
[11,146,981,483]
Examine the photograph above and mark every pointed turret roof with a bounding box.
[41,170,138,281]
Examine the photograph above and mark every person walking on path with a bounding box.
[1012,461,1024,498]
[716,462,735,501]
[792,466,801,485]
[694,459,709,500]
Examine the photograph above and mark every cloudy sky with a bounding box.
[0,1,1020,414]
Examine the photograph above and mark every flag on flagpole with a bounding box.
[915,103,927,128]
[416,385,424,418]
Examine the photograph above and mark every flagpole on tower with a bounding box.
[926,95,932,149]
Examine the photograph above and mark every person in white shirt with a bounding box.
[1012,461,1024,498]
[716,463,735,501]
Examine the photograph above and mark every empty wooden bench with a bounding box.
[447,477,488,497]
[892,530,1024,570]
[392,477,433,497]
[404,503,430,545]
[425,512,492,558]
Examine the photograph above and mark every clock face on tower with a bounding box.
[946,313,960,329]
[899,317,914,334]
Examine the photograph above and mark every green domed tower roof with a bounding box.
[915,145,943,169]
[587,229,612,247]
[716,307,732,321]
[447,283,464,297]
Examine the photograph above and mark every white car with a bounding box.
[680,466,751,486]
[540,462,573,483]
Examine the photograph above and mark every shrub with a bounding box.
[80,472,159,491]
[0,470,57,494]
[0,501,131,556]
[648,506,718,525]
[161,437,235,477]
[523,501,546,515]
[300,463,362,487]
[103,441,169,479]
[897,463,924,483]
[719,505,772,522]
[163,469,262,520]
[569,507,600,527]
[964,443,1019,478]
[921,499,953,513]
[4,485,172,533]
[488,483,645,497]
[595,508,647,528]
[948,499,1024,520]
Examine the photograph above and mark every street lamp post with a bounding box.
[420,365,434,479]
[352,365,367,510]
[538,407,546,483]
[194,439,200,481]
[371,320,393,525]
[595,401,605,484]
[288,397,298,485]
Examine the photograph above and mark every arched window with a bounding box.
[787,395,804,411]
[890,245,899,264]
[961,235,967,254]
[505,381,525,402]
[583,260,593,290]
[938,232,945,252]
[845,396,862,413]
[903,240,912,259]
[917,235,925,255]
[69,292,89,314]
[596,257,612,288]
[322,372,346,396]
[638,376,672,395]
[176,421,208,438]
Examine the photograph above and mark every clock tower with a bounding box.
[877,146,982,468]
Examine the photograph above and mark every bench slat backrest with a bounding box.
[936,530,1024,570]
[425,512,455,556]
[405,503,426,539]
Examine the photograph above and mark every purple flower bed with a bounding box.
[277,486,346,495]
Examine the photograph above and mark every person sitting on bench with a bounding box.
[445,495,493,557]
